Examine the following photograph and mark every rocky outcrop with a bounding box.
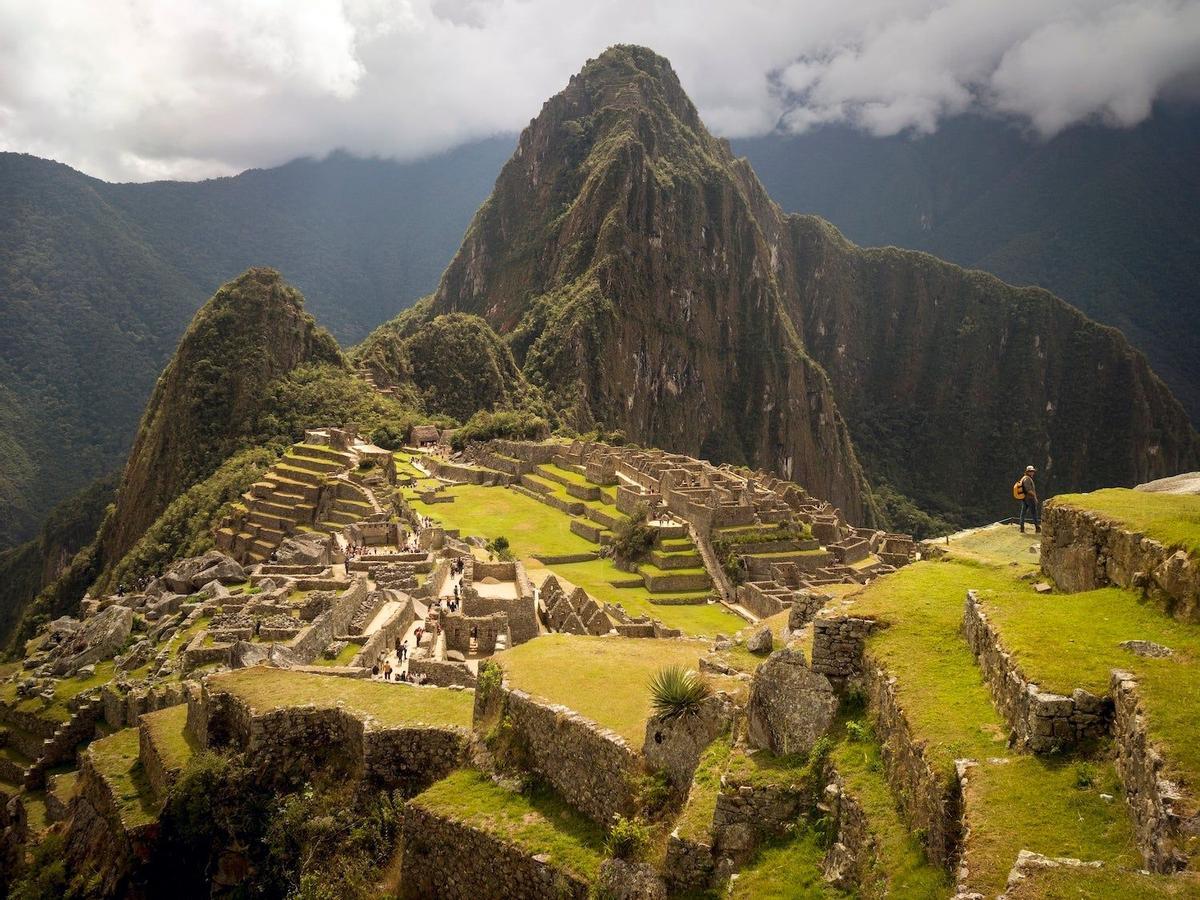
[745,646,835,756]
[45,604,133,676]
[642,694,734,789]
[161,550,245,594]
[1042,501,1200,621]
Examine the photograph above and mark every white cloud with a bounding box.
[1,0,1198,181]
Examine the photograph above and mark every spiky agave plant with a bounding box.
[648,665,711,722]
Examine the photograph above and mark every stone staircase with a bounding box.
[214,441,373,564]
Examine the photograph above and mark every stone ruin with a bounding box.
[540,576,611,636]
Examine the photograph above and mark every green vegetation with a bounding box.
[449,408,551,451]
[606,815,651,861]
[498,634,711,743]
[311,640,363,667]
[830,720,950,897]
[647,664,711,722]
[1051,488,1200,558]
[727,826,843,899]
[844,554,1144,895]
[609,505,657,565]
[207,668,473,729]
[88,726,157,827]
[675,734,732,843]
[412,769,605,881]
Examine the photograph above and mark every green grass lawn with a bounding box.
[141,705,198,773]
[497,634,712,744]
[0,659,120,723]
[206,668,473,729]
[675,734,732,843]
[728,827,844,898]
[842,555,1143,896]
[1052,488,1200,558]
[830,720,948,898]
[412,769,605,881]
[310,640,363,667]
[1004,864,1200,899]
[942,523,1042,566]
[539,560,742,637]
[409,484,596,559]
[88,726,158,828]
[539,463,590,486]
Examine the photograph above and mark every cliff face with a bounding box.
[370,45,1198,528]
[779,217,1200,523]
[99,268,342,566]
[424,45,875,522]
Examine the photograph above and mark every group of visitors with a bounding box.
[345,542,370,561]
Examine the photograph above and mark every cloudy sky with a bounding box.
[2,0,1199,182]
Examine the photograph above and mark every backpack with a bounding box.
[1012,479,1026,500]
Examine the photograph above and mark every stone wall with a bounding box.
[1111,669,1198,871]
[811,616,878,688]
[821,769,879,894]
[961,591,1111,752]
[400,801,589,899]
[352,598,416,668]
[462,594,537,645]
[189,680,468,795]
[711,772,820,862]
[864,653,963,870]
[444,611,509,656]
[289,576,369,661]
[475,677,640,826]
[407,658,476,688]
[1042,502,1200,622]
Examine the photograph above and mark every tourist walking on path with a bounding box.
[1016,465,1041,533]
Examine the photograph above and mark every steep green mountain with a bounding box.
[0,141,509,549]
[734,110,1200,423]
[4,267,427,648]
[355,304,546,423]
[362,44,1198,531]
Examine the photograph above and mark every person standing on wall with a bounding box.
[1015,465,1041,533]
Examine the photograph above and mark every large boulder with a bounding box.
[49,605,134,676]
[274,533,332,566]
[230,642,296,669]
[163,551,245,593]
[746,646,835,756]
[643,693,735,788]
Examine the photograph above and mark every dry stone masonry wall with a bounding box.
[961,591,1111,752]
[1042,502,1200,622]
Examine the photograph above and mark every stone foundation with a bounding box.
[400,801,589,899]
[811,616,879,688]
[961,591,1111,752]
[1042,502,1200,622]
[1111,669,1199,871]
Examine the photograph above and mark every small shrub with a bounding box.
[648,665,711,722]
[629,771,671,816]
[357,459,376,471]
[845,719,873,743]
[609,505,657,565]
[606,816,651,861]
[1075,762,1097,790]
[486,535,513,561]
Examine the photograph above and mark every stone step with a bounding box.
[294,443,355,466]
[284,453,344,475]
[326,509,360,526]
[247,510,300,531]
[273,463,325,486]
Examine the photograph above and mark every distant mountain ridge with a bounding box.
[0,141,510,548]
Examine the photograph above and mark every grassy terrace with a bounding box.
[728,828,842,899]
[409,478,744,636]
[1051,488,1200,558]
[408,483,596,559]
[675,734,732,843]
[310,639,363,666]
[842,552,1143,895]
[141,705,197,772]
[980,582,1200,786]
[205,668,473,729]
[88,726,157,828]
[532,560,742,637]
[1005,865,1200,899]
[829,719,948,897]
[0,659,122,722]
[497,634,713,744]
[412,769,605,882]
